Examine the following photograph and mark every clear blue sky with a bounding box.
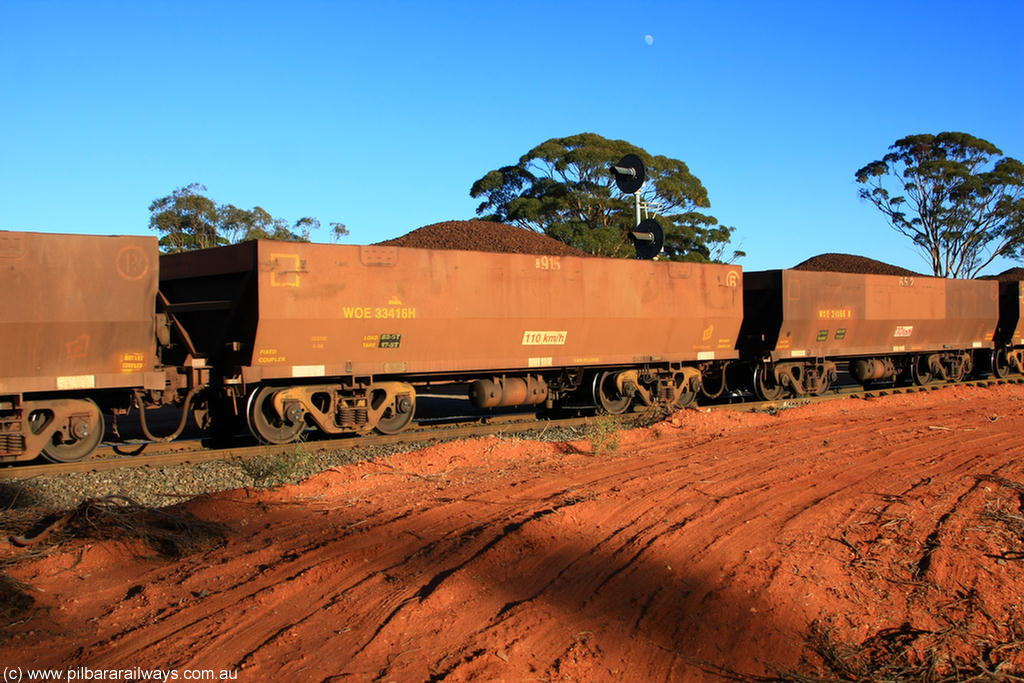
[2,0,1022,274]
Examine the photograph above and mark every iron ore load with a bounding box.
[1,222,1022,465]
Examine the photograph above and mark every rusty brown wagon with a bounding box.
[0,231,165,462]
[159,241,745,443]
[738,270,999,399]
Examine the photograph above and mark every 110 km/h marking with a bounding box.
[522,331,567,346]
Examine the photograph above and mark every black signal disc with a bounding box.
[630,218,664,259]
[611,154,646,194]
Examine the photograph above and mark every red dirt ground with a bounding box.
[4,384,1024,681]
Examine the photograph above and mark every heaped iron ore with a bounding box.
[792,253,922,277]
[375,220,591,257]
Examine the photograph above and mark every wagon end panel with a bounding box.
[995,280,1024,347]
[737,270,783,358]
[943,279,998,351]
[158,242,260,368]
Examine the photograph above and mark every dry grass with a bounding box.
[13,495,230,558]
[707,616,1024,682]
[0,565,34,621]
[708,476,1024,682]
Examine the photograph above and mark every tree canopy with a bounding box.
[855,132,1024,278]
[148,183,348,253]
[470,133,742,262]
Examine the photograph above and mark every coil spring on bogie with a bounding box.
[337,406,370,427]
[0,433,25,456]
[338,407,356,427]
[0,414,25,456]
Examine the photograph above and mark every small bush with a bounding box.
[586,414,621,456]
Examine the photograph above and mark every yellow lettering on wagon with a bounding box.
[522,330,567,346]
[343,305,417,320]
[374,306,417,320]
[257,348,287,364]
[818,308,853,320]
[534,255,561,271]
[120,352,146,372]
[343,306,373,319]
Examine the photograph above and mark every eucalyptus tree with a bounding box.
[471,133,741,262]
[148,184,347,252]
[856,132,1024,277]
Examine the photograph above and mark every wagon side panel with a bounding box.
[238,243,743,381]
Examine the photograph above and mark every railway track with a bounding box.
[2,376,1022,481]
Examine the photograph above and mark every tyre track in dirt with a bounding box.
[5,385,1024,681]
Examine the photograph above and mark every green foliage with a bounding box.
[148,183,223,253]
[855,132,1024,277]
[235,447,309,488]
[149,184,348,253]
[586,413,621,456]
[470,133,743,262]
[329,221,349,242]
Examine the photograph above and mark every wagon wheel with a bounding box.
[246,386,305,445]
[962,352,975,380]
[673,373,698,408]
[30,399,105,463]
[992,348,1011,379]
[593,371,631,414]
[753,364,784,401]
[911,355,934,385]
[946,355,965,383]
[375,393,416,435]
[811,371,831,396]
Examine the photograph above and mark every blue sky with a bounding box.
[2,0,1022,273]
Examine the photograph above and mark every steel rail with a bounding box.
[0,413,641,481]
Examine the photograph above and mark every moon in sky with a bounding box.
[644,34,654,45]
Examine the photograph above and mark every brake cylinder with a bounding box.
[469,376,549,408]
[850,358,895,382]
